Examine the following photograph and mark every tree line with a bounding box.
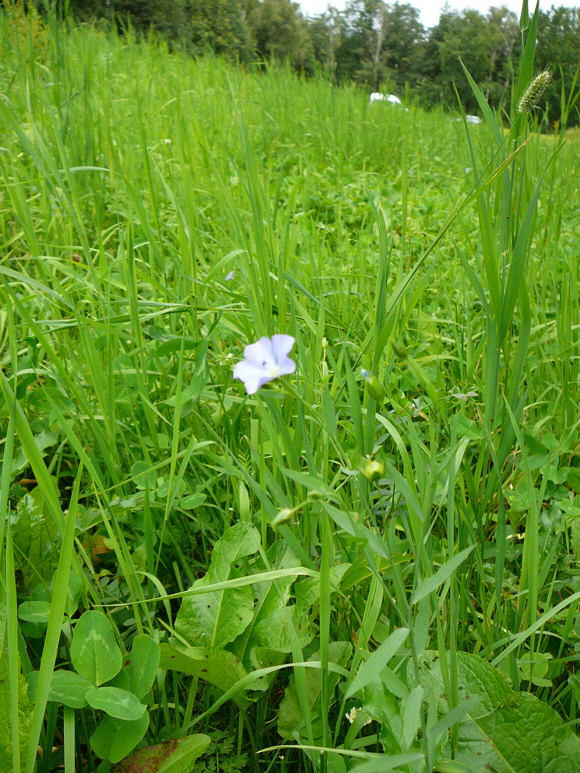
[47,1,580,125]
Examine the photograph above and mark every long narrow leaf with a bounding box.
[25,465,83,772]
[346,628,409,698]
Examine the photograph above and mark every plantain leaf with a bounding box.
[112,734,210,772]
[174,523,260,648]
[0,649,32,773]
[160,644,249,705]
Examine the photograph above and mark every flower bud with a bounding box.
[362,460,385,480]
[271,508,294,528]
[364,374,385,402]
[391,341,408,359]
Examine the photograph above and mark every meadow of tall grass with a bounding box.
[0,2,578,771]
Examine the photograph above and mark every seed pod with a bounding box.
[363,373,385,402]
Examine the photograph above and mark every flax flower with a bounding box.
[233,335,296,394]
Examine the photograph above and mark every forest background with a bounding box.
[46,0,578,126]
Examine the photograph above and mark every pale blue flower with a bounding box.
[233,335,296,394]
[225,271,235,281]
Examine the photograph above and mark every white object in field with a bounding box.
[370,92,402,105]
[466,114,482,124]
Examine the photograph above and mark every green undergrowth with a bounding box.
[0,3,578,772]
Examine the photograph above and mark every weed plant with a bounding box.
[0,2,578,771]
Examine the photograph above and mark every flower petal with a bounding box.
[270,334,295,362]
[277,356,296,376]
[233,361,272,394]
[243,337,276,368]
[233,335,296,394]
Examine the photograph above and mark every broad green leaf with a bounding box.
[325,752,348,773]
[179,493,206,509]
[160,644,249,704]
[424,652,580,772]
[112,734,211,772]
[90,714,150,764]
[107,668,130,691]
[244,565,345,662]
[251,605,313,652]
[12,431,59,476]
[85,687,147,720]
[130,461,157,491]
[206,522,261,574]
[517,652,553,687]
[0,651,32,773]
[294,563,350,618]
[126,635,160,699]
[456,654,580,772]
[174,523,260,647]
[247,647,287,691]
[17,601,50,625]
[71,611,122,686]
[156,477,186,499]
[448,414,482,442]
[12,488,60,587]
[241,543,310,670]
[346,628,409,698]
[176,581,254,648]
[155,337,200,356]
[412,547,474,604]
[362,679,404,750]
[250,541,300,622]
[29,670,93,710]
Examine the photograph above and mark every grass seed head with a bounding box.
[518,70,552,114]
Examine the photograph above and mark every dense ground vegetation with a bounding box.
[57,0,580,125]
[0,2,578,771]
